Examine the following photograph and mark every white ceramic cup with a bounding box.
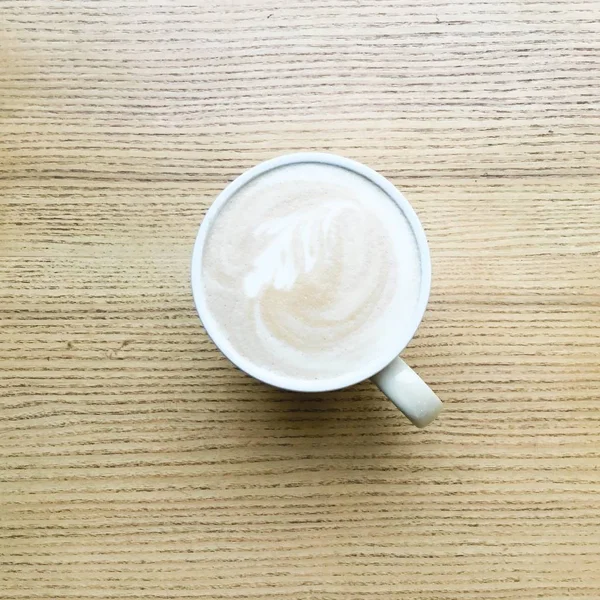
[191,153,442,428]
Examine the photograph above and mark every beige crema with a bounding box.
[201,163,421,382]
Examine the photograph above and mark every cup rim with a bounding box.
[191,152,432,392]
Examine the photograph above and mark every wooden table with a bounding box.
[2,2,599,599]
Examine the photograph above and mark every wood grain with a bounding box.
[1,1,599,599]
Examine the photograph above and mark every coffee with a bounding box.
[201,162,422,383]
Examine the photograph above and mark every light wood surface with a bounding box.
[2,1,600,599]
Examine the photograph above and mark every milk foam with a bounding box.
[201,163,421,382]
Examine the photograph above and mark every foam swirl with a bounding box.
[201,163,421,382]
[244,201,357,298]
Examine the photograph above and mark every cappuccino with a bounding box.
[201,162,422,382]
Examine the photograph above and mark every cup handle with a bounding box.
[371,357,442,428]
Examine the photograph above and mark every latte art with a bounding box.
[201,163,422,382]
[244,200,358,298]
